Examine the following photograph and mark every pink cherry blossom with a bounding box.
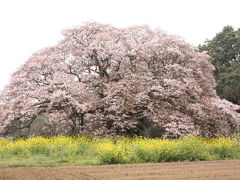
[0,22,239,137]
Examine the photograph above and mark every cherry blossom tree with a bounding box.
[0,22,239,137]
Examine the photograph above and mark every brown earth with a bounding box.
[0,160,240,180]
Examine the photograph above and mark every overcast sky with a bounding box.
[0,0,240,91]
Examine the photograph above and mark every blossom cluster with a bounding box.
[0,22,239,137]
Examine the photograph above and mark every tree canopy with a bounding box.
[199,25,240,105]
[0,23,239,137]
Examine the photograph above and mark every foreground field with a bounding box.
[0,136,240,166]
[0,160,240,180]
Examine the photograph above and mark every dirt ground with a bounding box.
[0,160,240,180]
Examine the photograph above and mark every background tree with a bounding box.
[199,26,240,105]
[216,63,240,105]
[0,23,239,137]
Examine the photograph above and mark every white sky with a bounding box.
[0,0,240,91]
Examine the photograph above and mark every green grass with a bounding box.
[0,136,240,166]
[0,155,98,167]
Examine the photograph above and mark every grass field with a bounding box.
[0,136,240,167]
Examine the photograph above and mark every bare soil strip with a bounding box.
[0,160,240,180]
